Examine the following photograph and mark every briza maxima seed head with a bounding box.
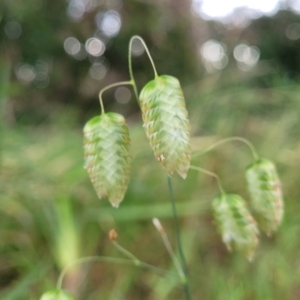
[83,113,131,208]
[246,158,284,236]
[40,289,74,300]
[212,194,259,261]
[139,75,191,179]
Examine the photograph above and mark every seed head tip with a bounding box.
[109,229,118,241]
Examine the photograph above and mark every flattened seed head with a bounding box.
[212,194,259,260]
[83,113,131,207]
[139,75,191,178]
[40,289,74,300]
[246,158,284,236]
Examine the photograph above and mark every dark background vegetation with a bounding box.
[1,0,300,299]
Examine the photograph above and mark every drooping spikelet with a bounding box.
[246,158,284,236]
[139,75,191,179]
[212,194,259,260]
[83,113,131,208]
[40,289,74,300]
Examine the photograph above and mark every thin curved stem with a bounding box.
[189,165,225,195]
[112,241,140,265]
[128,35,159,101]
[130,35,158,78]
[128,39,139,101]
[57,256,178,290]
[167,176,192,300]
[192,136,259,161]
[99,81,133,114]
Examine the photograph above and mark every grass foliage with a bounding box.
[1,73,300,299]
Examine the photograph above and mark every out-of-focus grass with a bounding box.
[1,73,300,299]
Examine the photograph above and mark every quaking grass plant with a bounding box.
[40,36,284,300]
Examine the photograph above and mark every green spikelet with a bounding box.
[83,113,131,208]
[246,158,284,236]
[139,75,191,179]
[40,289,74,300]
[212,194,259,260]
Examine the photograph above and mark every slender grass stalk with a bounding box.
[189,165,225,195]
[152,218,185,279]
[128,35,159,100]
[98,81,133,114]
[57,256,179,290]
[167,176,192,300]
[192,136,259,161]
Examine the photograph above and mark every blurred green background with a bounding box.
[1,0,300,299]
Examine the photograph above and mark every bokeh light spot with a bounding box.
[64,37,81,55]
[34,73,50,89]
[114,87,131,104]
[290,0,300,13]
[85,38,105,57]
[67,0,85,21]
[89,63,107,80]
[15,64,36,84]
[200,40,228,72]
[131,38,145,56]
[100,10,121,37]
[192,0,280,21]
[234,43,249,62]
[286,23,300,40]
[234,43,260,71]
[4,21,22,39]
[201,40,225,62]
[213,55,228,70]
[35,60,50,74]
